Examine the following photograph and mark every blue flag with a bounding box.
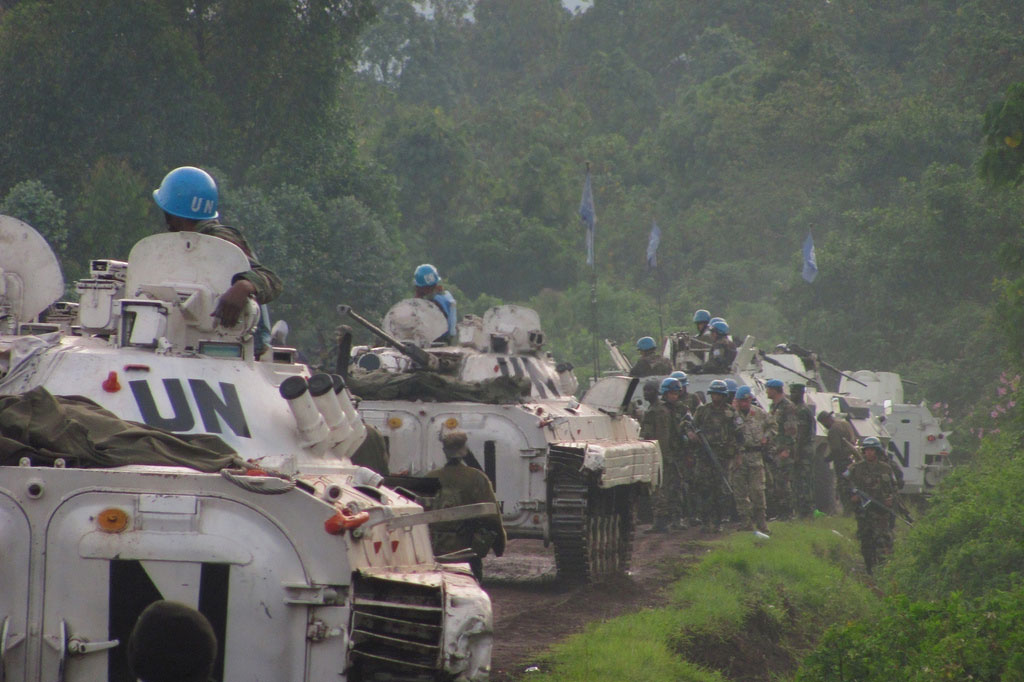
[646,220,661,269]
[802,232,818,283]
[579,171,596,266]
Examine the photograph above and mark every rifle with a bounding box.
[683,414,734,496]
[841,470,914,526]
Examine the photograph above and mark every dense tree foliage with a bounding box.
[4,0,1024,400]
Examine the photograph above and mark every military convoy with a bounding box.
[343,299,661,583]
[609,327,952,501]
[0,216,493,681]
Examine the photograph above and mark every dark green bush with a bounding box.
[796,589,1024,682]
[883,428,1024,601]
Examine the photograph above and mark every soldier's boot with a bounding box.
[754,508,769,534]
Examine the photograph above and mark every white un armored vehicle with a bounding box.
[0,216,492,681]
[342,299,661,583]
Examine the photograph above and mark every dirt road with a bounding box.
[482,527,713,680]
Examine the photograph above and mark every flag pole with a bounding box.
[587,162,600,384]
[657,273,664,344]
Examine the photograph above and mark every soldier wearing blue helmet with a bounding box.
[413,264,458,342]
[701,319,737,374]
[693,309,712,339]
[670,370,701,414]
[725,379,738,402]
[688,379,740,533]
[845,436,898,574]
[153,166,282,353]
[732,384,771,533]
[765,379,799,520]
[630,336,673,377]
[640,377,686,532]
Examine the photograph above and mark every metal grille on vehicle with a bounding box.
[349,575,444,681]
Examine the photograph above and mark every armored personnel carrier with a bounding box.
[0,216,492,681]
[606,331,894,513]
[838,370,953,495]
[342,300,661,583]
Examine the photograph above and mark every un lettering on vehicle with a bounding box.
[129,378,251,437]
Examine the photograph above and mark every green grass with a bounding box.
[526,519,879,682]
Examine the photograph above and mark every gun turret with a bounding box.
[787,343,867,387]
[338,304,439,370]
[757,350,822,389]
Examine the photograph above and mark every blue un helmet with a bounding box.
[636,336,657,351]
[725,379,738,397]
[710,319,730,335]
[413,264,441,287]
[693,309,711,323]
[669,370,689,387]
[735,385,753,401]
[861,436,883,452]
[152,166,219,220]
[708,379,729,395]
[765,378,784,391]
[659,377,683,395]
[709,316,723,327]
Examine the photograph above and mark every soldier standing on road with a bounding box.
[425,431,506,582]
[689,379,741,533]
[731,386,771,533]
[846,437,897,574]
[630,336,673,377]
[817,410,860,515]
[789,383,817,518]
[669,371,702,527]
[765,379,799,520]
[153,166,283,356]
[701,320,737,374]
[641,378,686,533]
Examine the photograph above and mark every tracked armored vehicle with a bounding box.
[343,300,661,583]
[0,216,492,681]
[839,370,953,495]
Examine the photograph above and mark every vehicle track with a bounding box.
[483,527,713,680]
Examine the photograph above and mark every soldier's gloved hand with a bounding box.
[213,279,257,327]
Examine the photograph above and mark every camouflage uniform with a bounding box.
[350,423,390,475]
[825,418,859,514]
[691,400,740,531]
[732,404,770,532]
[640,399,684,529]
[195,220,283,304]
[680,390,702,415]
[791,398,817,517]
[767,396,799,519]
[630,351,673,378]
[845,457,897,574]
[702,336,737,373]
[425,444,506,581]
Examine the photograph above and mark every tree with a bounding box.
[0,180,68,259]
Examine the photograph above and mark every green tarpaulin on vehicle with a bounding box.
[346,371,531,404]
[0,386,242,471]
